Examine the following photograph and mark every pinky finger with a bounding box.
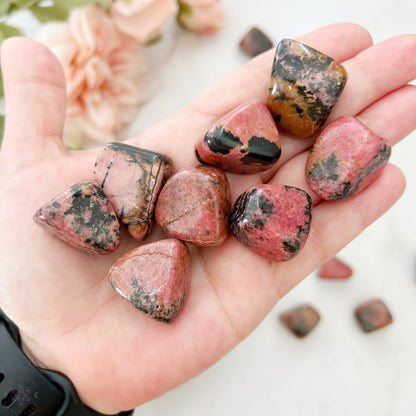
[356,84,416,145]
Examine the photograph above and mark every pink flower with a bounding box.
[110,0,178,44]
[37,5,147,147]
[178,0,224,35]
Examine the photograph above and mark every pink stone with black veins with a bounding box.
[195,99,281,174]
[280,304,321,338]
[230,184,312,262]
[355,298,393,333]
[305,117,391,200]
[155,166,231,246]
[94,143,172,240]
[34,181,122,255]
[107,239,191,323]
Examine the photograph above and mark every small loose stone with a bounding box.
[318,256,353,279]
[34,181,122,255]
[230,184,312,262]
[195,99,281,174]
[267,38,347,138]
[108,239,191,323]
[355,298,393,333]
[239,27,273,57]
[155,166,231,246]
[280,304,320,338]
[94,142,172,241]
[305,117,391,200]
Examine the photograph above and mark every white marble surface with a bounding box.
[9,1,416,415]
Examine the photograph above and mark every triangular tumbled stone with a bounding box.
[34,181,122,254]
[108,239,191,323]
[94,143,172,241]
[195,99,281,174]
[318,256,353,279]
[267,38,347,138]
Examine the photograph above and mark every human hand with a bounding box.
[0,22,415,414]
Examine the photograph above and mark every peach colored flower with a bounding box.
[178,0,224,35]
[37,5,147,147]
[110,0,178,44]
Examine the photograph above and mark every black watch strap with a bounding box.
[0,311,134,416]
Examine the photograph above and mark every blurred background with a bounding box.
[4,0,416,415]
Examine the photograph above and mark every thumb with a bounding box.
[0,37,67,162]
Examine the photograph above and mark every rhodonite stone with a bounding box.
[318,256,353,279]
[267,38,347,138]
[34,181,121,255]
[155,166,231,246]
[355,298,393,333]
[195,99,281,174]
[94,143,172,241]
[305,117,391,200]
[108,239,191,323]
[239,27,273,57]
[280,305,320,338]
[230,184,312,262]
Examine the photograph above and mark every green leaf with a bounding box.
[178,1,192,16]
[29,4,68,22]
[0,1,12,15]
[53,0,89,10]
[177,2,194,31]
[13,0,40,8]
[53,0,103,12]
[0,116,4,148]
[0,22,23,42]
[95,0,113,9]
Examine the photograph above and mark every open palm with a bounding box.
[0,23,415,414]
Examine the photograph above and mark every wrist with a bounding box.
[0,309,134,416]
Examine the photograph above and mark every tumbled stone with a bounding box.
[94,142,172,241]
[239,27,273,57]
[280,305,320,338]
[195,99,281,174]
[155,166,231,246]
[230,184,312,262]
[355,298,393,333]
[34,181,122,255]
[318,256,353,279]
[108,239,191,323]
[267,38,347,138]
[305,117,391,200]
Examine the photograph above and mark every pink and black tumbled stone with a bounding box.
[107,239,191,323]
[280,304,321,338]
[355,298,393,333]
[305,117,392,200]
[34,181,122,255]
[267,38,347,138]
[195,100,281,174]
[230,184,312,262]
[239,27,273,57]
[94,142,172,241]
[155,166,231,246]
